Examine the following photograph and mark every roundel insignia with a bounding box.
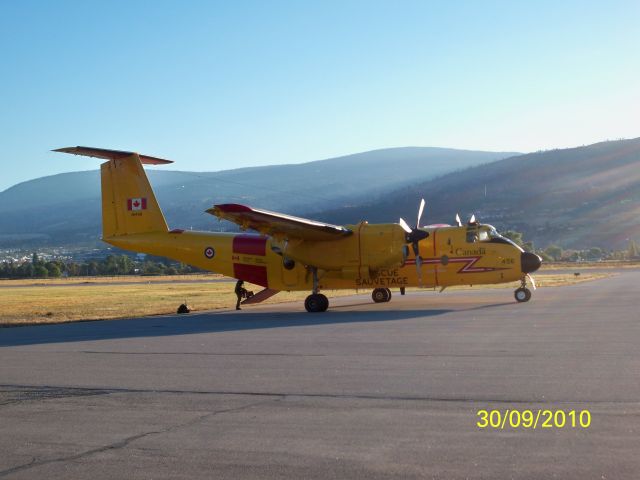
[204,246,215,259]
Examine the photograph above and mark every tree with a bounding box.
[544,245,563,261]
[502,230,534,252]
[117,255,134,275]
[33,265,48,278]
[586,247,603,260]
[165,266,178,275]
[502,230,524,246]
[45,262,62,278]
[538,251,553,262]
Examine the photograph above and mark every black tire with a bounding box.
[514,287,531,303]
[305,293,329,312]
[318,294,329,312]
[372,288,390,303]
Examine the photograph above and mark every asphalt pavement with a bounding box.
[1,271,639,479]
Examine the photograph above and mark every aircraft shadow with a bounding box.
[0,308,457,347]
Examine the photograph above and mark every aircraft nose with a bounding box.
[521,252,542,274]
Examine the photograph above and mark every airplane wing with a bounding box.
[206,204,352,241]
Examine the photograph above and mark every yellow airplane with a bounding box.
[55,146,542,312]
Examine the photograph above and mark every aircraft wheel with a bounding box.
[372,288,391,303]
[514,287,532,303]
[305,293,329,312]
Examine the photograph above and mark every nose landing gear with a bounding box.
[514,275,535,303]
[514,287,531,302]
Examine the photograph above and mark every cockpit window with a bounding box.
[478,225,518,246]
[468,225,508,244]
[466,228,478,243]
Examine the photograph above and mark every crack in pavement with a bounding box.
[0,397,281,478]
[0,383,639,406]
[0,386,111,406]
[77,350,538,358]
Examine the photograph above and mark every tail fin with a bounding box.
[54,146,172,238]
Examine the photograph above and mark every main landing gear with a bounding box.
[372,287,392,303]
[305,293,328,312]
[305,266,329,312]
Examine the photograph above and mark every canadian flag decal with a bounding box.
[127,198,147,211]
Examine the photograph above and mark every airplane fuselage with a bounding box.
[107,223,524,292]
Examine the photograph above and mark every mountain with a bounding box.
[0,147,515,247]
[317,138,640,249]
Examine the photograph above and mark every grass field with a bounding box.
[541,261,640,270]
[0,271,614,326]
[0,273,226,287]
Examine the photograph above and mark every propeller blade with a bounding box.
[469,214,476,224]
[400,198,429,286]
[399,217,412,234]
[455,213,462,227]
[417,199,426,227]
[527,274,537,290]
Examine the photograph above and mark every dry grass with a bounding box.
[541,261,640,270]
[0,273,225,287]
[0,271,613,326]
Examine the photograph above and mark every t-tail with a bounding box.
[54,146,171,241]
[53,146,246,285]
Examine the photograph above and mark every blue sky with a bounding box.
[0,0,638,191]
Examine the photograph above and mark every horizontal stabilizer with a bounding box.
[54,146,173,165]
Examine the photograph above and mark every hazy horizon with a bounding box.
[0,139,621,193]
[1,0,638,191]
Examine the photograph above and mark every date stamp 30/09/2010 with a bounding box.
[476,409,591,429]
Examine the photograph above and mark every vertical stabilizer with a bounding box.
[54,146,171,238]
[100,154,169,237]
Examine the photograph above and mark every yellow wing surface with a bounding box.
[207,204,352,241]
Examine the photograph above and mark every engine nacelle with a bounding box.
[277,222,407,275]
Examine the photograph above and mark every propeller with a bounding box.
[455,213,462,227]
[468,214,477,225]
[399,199,430,285]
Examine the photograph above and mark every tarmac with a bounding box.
[0,271,639,479]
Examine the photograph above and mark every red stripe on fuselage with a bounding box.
[233,264,269,287]
[233,234,267,256]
